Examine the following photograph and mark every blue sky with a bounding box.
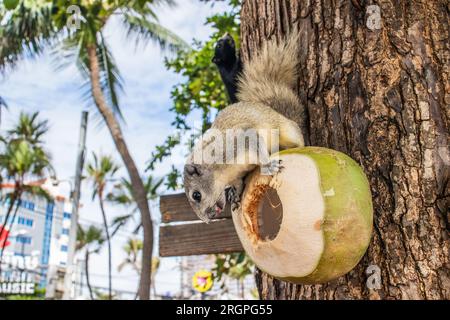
[0,0,230,298]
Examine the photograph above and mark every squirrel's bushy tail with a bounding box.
[236,31,300,113]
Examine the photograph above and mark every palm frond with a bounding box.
[77,224,105,252]
[0,1,57,71]
[87,152,120,201]
[53,30,125,121]
[110,213,133,237]
[22,183,53,202]
[7,111,49,145]
[122,13,188,53]
[51,31,89,76]
[97,33,124,119]
[132,222,142,234]
[148,176,164,199]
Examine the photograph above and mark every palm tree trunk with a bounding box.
[98,193,112,300]
[87,44,153,300]
[0,191,17,239]
[0,188,21,272]
[6,198,21,245]
[85,250,94,300]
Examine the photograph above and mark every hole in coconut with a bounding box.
[256,187,283,241]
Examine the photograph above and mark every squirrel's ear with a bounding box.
[185,164,202,176]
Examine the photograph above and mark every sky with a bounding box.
[0,0,230,298]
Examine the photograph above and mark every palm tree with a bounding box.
[107,175,163,236]
[118,238,143,275]
[118,238,160,299]
[76,224,105,300]
[86,153,119,300]
[1,0,187,299]
[7,112,50,145]
[0,1,54,70]
[0,112,53,270]
[118,238,142,299]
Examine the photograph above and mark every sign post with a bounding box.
[62,111,88,300]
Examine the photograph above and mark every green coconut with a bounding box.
[232,147,373,284]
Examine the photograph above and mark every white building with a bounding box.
[0,178,73,296]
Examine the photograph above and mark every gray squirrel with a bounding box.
[184,31,305,223]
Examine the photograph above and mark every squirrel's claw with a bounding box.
[231,201,240,212]
[261,159,283,176]
[225,186,236,202]
[226,185,242,212]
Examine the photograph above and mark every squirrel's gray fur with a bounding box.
[237,31,304,121]
[184,31,305,223]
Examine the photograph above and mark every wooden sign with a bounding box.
[159,193,243,257]
[160,193,232,223]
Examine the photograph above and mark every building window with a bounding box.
[16,236,32,245]
[17,217,33,227]
[22,201,35,211]
[62,228,70,236]
[60,245,68,252]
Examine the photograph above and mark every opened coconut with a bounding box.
[232,147,373,284]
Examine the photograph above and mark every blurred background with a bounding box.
[0,0,256,300]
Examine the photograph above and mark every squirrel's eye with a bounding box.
[192,191,202,202]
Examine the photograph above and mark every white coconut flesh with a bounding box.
[233,147,373,284]
[233,153,325,278]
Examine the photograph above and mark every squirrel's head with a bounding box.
[183,163,227,223]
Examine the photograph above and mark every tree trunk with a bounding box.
[87,45,153,300]
[98,192,112,300]
[0,187,21,272]
[240,0,449,300]
[85,250,94,300]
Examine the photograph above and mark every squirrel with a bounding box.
[184,31,305,223]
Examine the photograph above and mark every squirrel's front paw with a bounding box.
[231,201,240,212]
[226,186,241,202]
[260,159,283,176]
[226,184,242,212]
[226,186,237,203]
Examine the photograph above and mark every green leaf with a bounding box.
[122,13,189,53]
[4,0,20,10]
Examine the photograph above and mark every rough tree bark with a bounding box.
[240,0,449,299]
